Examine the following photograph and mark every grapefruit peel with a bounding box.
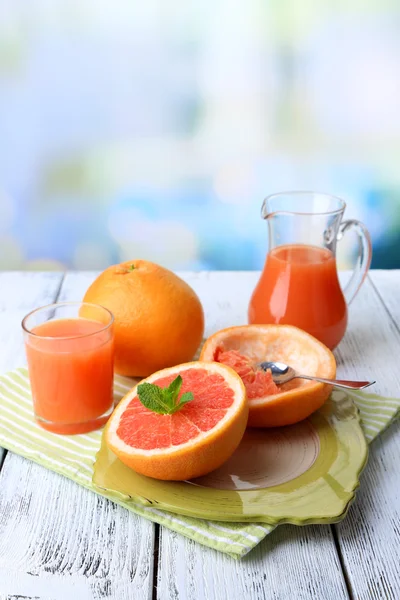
[200,324,336,428]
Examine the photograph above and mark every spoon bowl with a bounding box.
[258,361,375,390]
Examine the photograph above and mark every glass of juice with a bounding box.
[22,302,115,434]
[248,192,372,349]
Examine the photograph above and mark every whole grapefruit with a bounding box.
[83,260,204,377]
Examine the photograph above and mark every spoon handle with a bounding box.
[294,374,375,390]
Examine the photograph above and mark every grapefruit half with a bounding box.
[200,324,336,427]
[105,361,248,480]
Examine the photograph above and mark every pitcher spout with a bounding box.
[261,197,280,220]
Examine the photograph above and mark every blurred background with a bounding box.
[0,0,399,272]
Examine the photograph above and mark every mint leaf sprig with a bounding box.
[137,375,193,415]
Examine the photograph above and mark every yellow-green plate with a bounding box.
[92,390,368,525]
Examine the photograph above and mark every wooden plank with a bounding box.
[176,271,260,338]
[0,272,154,600]
[157,272,350,600]
[58,271,99,302]
[368,270,400,324]
[0,456,155,600]
[331,272,400,600]
[334,275,400,396]
[158,525,349,600]
[0,271,64,312]
[0,271,64,598]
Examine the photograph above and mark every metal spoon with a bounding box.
[258,361,375,390]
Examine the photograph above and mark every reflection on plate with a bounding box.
[192,421,320,490]
[92,391,368,525]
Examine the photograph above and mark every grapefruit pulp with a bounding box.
[105,362,248,480]
[200,324,336,427]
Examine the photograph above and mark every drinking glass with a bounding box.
[22,302,114,434]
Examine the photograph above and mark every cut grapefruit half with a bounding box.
[200,324,336,427]
[105,362,248,480]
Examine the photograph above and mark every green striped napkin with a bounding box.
[0,367,398,559]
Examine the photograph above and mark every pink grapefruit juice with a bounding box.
[249,244,348,349]
[25,318,114,434]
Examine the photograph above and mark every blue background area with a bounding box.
[0,1,399,271]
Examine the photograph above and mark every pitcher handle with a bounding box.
[337,219,372,305]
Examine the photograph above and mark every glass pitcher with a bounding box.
[248,192,372,349]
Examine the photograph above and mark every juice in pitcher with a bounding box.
[248,192,372,349]
[249,244,347,349]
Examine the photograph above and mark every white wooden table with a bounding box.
[0,270,399,600]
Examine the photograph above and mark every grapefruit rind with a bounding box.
[200,324,336,427]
